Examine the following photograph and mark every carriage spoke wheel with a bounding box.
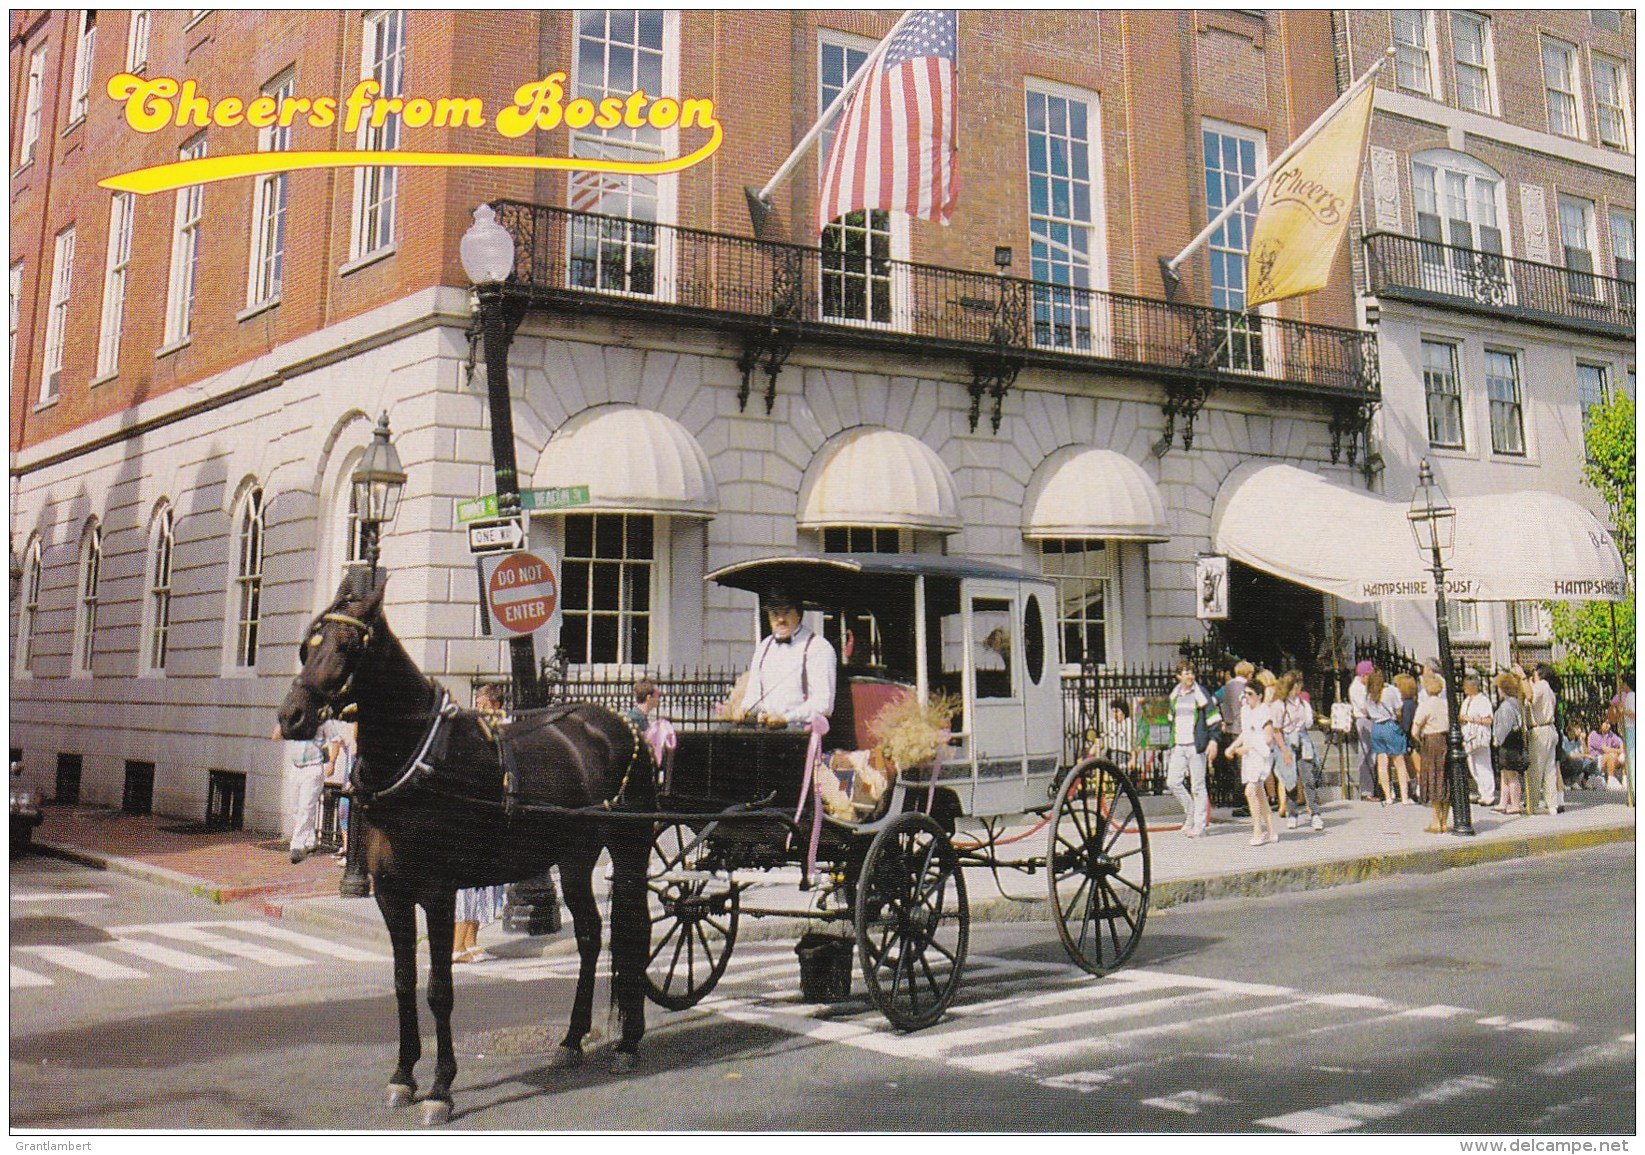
[855,811,968,1031]
[1048,758,1151,976]
[643,822,739,1010]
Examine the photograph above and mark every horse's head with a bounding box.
[278,574,387,740]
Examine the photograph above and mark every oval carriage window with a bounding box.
[1023,594,1046,685]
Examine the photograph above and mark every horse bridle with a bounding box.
[297,609,376,722]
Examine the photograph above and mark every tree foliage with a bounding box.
[1546,392,1635,673]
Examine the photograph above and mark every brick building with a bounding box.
[1346,8,1635,670]
[11,9,1397,833]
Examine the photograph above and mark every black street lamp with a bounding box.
[459,204,540,710]
[351,411,407,576]
[1407,459,1475,837]
[339,412,406,898]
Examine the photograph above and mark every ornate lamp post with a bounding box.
[1407,459,1475,837]
[339,413,406,898]
[460,204,540,710]
[351,412,407,576]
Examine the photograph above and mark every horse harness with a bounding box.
[351,684,647,818]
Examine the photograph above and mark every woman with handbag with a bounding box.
[1458,673,1496,806]
[1365,668,1415,805]
[1491,670,1528,815]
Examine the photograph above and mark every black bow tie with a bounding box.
[773,636,794,645]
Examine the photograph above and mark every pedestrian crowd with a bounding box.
[1146,656,1633,847]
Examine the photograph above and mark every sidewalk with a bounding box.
[27,786,1635,952]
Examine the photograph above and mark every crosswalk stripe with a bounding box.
[140,925,311,967]
[1255,1074,1498,1133]
[16,944,148,980]
[11,890,108,902]
[230,922,385,962]
[10,965,54,988]
[107,938,236,973]
[1532,1034,1636,1076]
[949,990,1243,1072]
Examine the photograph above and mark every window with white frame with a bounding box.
[1412,152,1504,284]
[97,191,135,379]
[1202,120,1266,370]
[69,12,97,123]
[144,504,175,673]
[1446,600,1479,637]
[819,32,899,325]
[40,227,74,403]
[1038,539,1111,668]
[1511,601,1547,640]
[1449,12,1495,114]
[125,10,150,71]
[74,521,102,675]
[9,260,23,377]
[248,70,294,308]
[1592,53,1631,151]
[1559,194,1599,300]
[163,135,206,346]
[18,44,47,166]
[1542,37,1583,138]
[351,9,405,260]
[567,10,670,297]
[15,538,42,676]
[1577,361,1610,460]
[1392,11,1438,97]
[559,512,656,666]
[1026,83,1102,351]
[821,527,909,554]
[1421,338,1465,448]
[1611,208,1635,308]
[1485,348,1525,456]
[233,486,265,668]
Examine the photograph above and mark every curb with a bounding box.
[33,820,1634,949]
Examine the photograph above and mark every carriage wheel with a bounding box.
[1048,758,1151,975]
[643,822,739,1010]
[854,811,968,1031]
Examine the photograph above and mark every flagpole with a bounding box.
[744,9,919,234]
[1159,48,1392,300]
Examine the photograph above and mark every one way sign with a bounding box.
[467,516,527,555]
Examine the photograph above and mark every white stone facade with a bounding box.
[10,287,1367,833]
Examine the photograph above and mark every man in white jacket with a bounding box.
[729,589,837,729]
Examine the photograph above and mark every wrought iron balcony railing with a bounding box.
[1364,231,1635,339]
[491,201,1377,415]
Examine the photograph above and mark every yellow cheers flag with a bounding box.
[1245,83,1375,308]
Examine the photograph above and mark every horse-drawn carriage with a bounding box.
[643,553,1152,1029]
[278,553,1151,1122]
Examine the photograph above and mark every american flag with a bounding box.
[817,10,958,233]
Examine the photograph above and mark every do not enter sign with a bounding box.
[482,549,560,636]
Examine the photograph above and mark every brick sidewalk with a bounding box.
[31,804,341,902]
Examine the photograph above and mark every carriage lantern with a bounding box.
[352,411,406,574]
[1406,459,1474,837]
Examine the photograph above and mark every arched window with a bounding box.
[74,520,102,675]
[143,504,175,673]
[15,537,41,677]
[233,486,265,668]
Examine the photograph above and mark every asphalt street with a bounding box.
[8,842,1634,1136]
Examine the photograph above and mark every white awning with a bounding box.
[1211,463,1627,603]
[532,406,718,518]
[797,427,961,533]
[1022,447,1171,542]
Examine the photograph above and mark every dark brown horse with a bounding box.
[277,573,654,1124]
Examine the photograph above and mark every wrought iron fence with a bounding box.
[492,199,1375,398]
[1364,232,1635,337]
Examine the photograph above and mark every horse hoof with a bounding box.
[385,1084,415,1108]
[545,1046,584,1070]
[417,1099,452,1127]
[609,1051,638,1075]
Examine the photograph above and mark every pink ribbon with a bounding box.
[645,717,677,792]
[924,731,948,814]
[792,714,830,885]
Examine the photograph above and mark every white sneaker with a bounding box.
[1311,814,1324,831]
[1285,815,1297,830]
[1607,777,1625,791]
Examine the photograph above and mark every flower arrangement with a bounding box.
[867,688,962,771]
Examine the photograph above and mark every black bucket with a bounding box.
[795,931,854,1002]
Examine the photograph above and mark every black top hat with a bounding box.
[761,587,803,612]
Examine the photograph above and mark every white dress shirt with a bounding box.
[744,623,837,726]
